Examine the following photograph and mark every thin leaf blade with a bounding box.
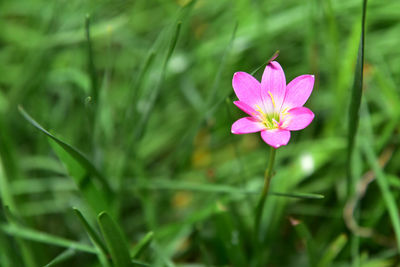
[19,106,112,214]
[0,223,96,253]
[131,231,154,259]
[73,208,111,266]
[98,211,132,267]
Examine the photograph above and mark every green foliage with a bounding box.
[19,106,113,215]
[1,0,400,266]
[130,231,154,259]
[98,211,132,267]
[73,208,111,266]
[0,222,96,253]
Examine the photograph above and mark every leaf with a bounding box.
[19,106,113,214]
[271,192,324,200]
[11,177,74,195]
[49,139,110,214]
[291,218,317,267]
[85,14,98,104]
[212,205,247,267]
[317,234,348,267]
[250,50,280,76]
[131,179,324,200]
[98,211,132,267]
[132,1,196,145]
[209,49,279,107]
[0,223,96,253]
[0,217,14,267]
[346,1,367,263]
[131,231,154,259]
[131,260,151,267]
[206,22,238,107]
[124,50,156,125]
[347,0,367,196]
[43,248,76,267]
[134,21,183,141]
[0,145,36,267]
[362,141,400,252]
[0,154,17,214]
[73,208,111,267]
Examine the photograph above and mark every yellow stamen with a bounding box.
[270,121,279,129]
[268,91,276,109]
[264,120,273,129]
[280,107,290,117]
[255,104,266,118]
[254,102,284,130]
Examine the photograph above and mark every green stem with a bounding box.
[254,147,276,241]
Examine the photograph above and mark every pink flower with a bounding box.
[231,61,315,148]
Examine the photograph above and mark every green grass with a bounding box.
[1,0,400,266]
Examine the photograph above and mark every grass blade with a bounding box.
[130,179,324,199]
[164,22,181,68]
[207,49,280,116]
[98,211,132,267]
[129,2,197,176]
[317,234,348,267]
[85,14,98,104]
[0,223,96,253]
[1,206,37,267]
[19,106,113,214]
[347,0,368,196]
[0,156,17,216]
[362,141,400,252]
[124,50,156,125]
[170,21,238,168]
[0,228,13,267]
[73,208,111,266]
[204,48,278,125]
[43,248,76,267]
[134,21,182,141]
[18,106,111,193]
[271,192,324,200]
[206,22,238,106]
[213,206,247,267]
[250,50,280,76]
[131,259,151,267]
[73,208,108,253]
[290,218,317,267]
[0,135,36,267]
[131,231,154,259]
[49,139,111,214]
[346,2,367,265]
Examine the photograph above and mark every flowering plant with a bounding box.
[231,60,315,148]
[231,57,316,242]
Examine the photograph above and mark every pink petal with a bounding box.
[232,72,262,107]
[233,101,258,117]
[231,117,265,134]
[261,61,286,112]
[282,107,314,131]
[260,129,291,148]
[282,75,314,110]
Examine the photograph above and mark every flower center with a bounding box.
[263,113,281,129]
[255,105,281,129]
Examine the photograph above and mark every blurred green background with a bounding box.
[1,0,400,266]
